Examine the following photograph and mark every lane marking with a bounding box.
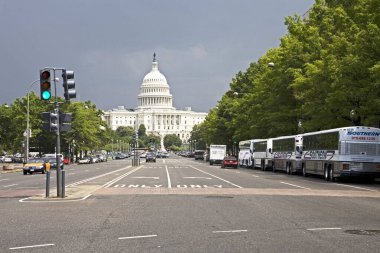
[10,244,55,250]
[183,177,212,180]
[132,177,159,179]
[188,165,243,188]
[212,230,248,233]
[252,175,260,178]
[3,184,18,188]
[103,167,142,188]
[67,166,132,187]
[336,183,378,192]
[166,165,172,188]
[0,178,10,182]
[118,234,157,240]
[307,228,342,231]
[280,182,311,190]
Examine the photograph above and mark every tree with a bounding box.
[163,134,182,150]
[138,124,146,137]
[200,0,380,144]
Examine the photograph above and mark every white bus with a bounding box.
[269,135,303,174]
[301,126,380,181]
[252,139,271,170]
[238,140,254,167]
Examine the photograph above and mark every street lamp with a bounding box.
[26,79,40,163]
[350,109,356,126]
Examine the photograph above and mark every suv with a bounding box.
[146,152,156,162]
[194,150,205,160]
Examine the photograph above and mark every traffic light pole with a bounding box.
[53,69,63,198]
[41,67,76,198]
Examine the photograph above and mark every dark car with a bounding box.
[194,150,205,160]
[44,158,64,170]
[221,156,238,169]
[146,152,156,162]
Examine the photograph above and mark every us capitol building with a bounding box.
[103,54,207,148]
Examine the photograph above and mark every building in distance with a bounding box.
[103,54,207,149]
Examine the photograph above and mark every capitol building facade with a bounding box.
[103,54,207,147]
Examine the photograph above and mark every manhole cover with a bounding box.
[344,230,380,236]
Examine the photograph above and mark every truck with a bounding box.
[209,145,227,165]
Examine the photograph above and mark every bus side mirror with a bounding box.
[268,148,272,154]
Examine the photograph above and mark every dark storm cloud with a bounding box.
[0,0,314,112]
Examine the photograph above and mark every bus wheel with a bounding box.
[329,168,335,182]
[302,164,307,177]
[324,168,330,181]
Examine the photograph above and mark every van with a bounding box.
[43,153,64,160]
[194,150,205,160]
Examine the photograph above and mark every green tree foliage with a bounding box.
[195,0,380,146]
[189,124,207,150]
[163,134,182,150]
[138,124,147,137]
[116,126,135,138]
[64,101,107,155]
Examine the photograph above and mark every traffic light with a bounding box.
[40,70,52,100]
[59,112,72,132]
[42,111,58,132]
[62,70,76,101]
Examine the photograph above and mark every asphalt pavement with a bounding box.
[0,156,379,252]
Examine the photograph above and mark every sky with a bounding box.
[0,0,315,113]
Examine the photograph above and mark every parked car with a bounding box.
[90,156,99,163]
[63,157,71,164]
[3,156,13,163]
[146,152,156,162]
[221,156,238,169]
[23,158,50,175]
[140,152,147,158]
[96,155,107,162]
[115,153,127,159]
[78,157,92,164]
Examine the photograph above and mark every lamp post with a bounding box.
[26,79,39,163]
[26,78,60,163]
[350,109,356,126]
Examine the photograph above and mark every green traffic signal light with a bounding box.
[40,70,52,101]
[41,90,51,100]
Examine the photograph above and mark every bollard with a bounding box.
[62,170,65,198]
[46,171,50,198]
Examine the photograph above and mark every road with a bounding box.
[0,155,379,252]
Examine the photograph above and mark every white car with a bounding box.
[3,156,13,163]
[139,153,147,158]
[78,157,91,164]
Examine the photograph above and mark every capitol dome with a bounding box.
[137,53,174,110]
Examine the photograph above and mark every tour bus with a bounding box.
[252,139,271,170]
[269,135,303,174]
[301,126,380,181]
[238,140,254,167]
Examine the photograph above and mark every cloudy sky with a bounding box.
[0,0,314,113]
